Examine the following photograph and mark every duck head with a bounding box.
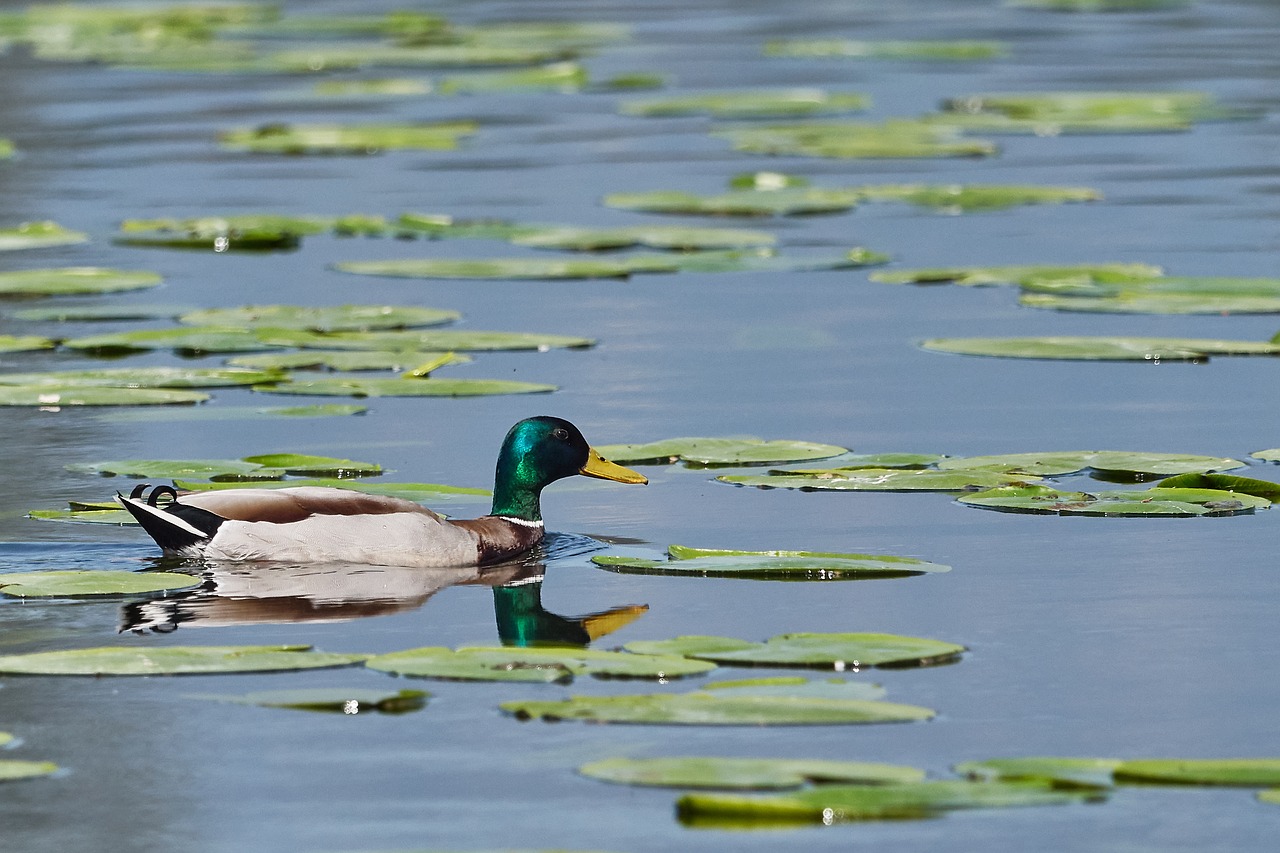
[491,416,646,521]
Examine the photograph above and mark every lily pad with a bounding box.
[334,256,654,280]
[0,221,88,251]
[870,263,1164,287]
[937,451,1245,478]
[956,757,1123,789]
[239,453,381,476]
[716,120,997,159]
[27,508,137,525]
[364,646,715,683]
[511,225,777,251]
[0,367,284,389]
[943,90,1242,126]
[0,386,209,407]
[718,468,1038,491]
[854,183,1101,211]
[621,89,870,119]
[0,644,366,676]
[0,335,56,354]
[603,188,862,217]
[677,780,1094,826]
[0,139,13,159]
[579,756,925,790]
[305,78,434,98]
[957,485,1270,516]
[764,39,1008,61]
[1019,276,1280,314]
[228,349,471,372]
[920,336,1280,361]
[593,546,948,580]
[625,633,964,669]
[1251,449,1280,463]
[0,267,162,296]
[177,304,459,331]
[700,676,885,701]
[502,690,936,726]
[438,61,588,94]
[193,688,428,714]
[1114,759,1280,786]
[0,760,59,783]
[0,570,199,598]
[595,437,848,466]
[115,215,329,251]
[219,121,477,154]
[253,376,556,398]
[1156,473,1280,500]
[6,304,188,322]
[62,326,285,356]
[67,458,266,479]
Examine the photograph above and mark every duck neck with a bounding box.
[490,469,543,522]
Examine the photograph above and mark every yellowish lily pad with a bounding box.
[0,570,199,598]
[0,644,366,676]
[579,756,926,789]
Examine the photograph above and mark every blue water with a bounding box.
[3,0,1280,850]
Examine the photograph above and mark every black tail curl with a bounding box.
[119,485,224,553]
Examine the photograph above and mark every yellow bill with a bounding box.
[580,448,648,484]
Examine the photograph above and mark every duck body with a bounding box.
[117,417,646,568]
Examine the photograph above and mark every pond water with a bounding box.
[2,0,1280,850]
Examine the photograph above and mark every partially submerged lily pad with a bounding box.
[958,756,1280,788]
[1019,276,1280,314]
[116,215,330,251]
[253,376,556,398]
[262,327,596,352]
[957,485,1270,516]
[716,120,997,159]
[942,90,1244,129]
[624,633,965,669]
[920,337,1280,361]
[219,121,477,154]
[364,646,715,683]
[27,508,136,525]
[239,453,382,476]
[0,267,162,296]
[68,458,267,479]
[0,367,284,389]
[228,349,470,372]
[0,385,209,407]
[718,468,1038,491]
[177,304,460,331]
[0,570,198,598]
[1156,473,1280,501]
[193,687,428,714]
[937,451,1245,478]
[870,263,1164,287]
[592,546,948,580]
[438,61,589,94]
[62,326,285,356]
[579,756,926,789]
[621,89,870,119]
[0,644,365,676]
[511,225,777,251]
[0,760,59,783]
[0,335,56,354]
[0,221,88,251]
[595,437,848,466]
[603,188,862,217]
[503,690,936,726]
[956,757,1122,789]
[854,183,1101,211]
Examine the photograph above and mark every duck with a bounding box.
[116,416,647,569]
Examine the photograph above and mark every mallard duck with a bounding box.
[117,416,647,568]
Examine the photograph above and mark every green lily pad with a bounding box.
[1251,449,1280,463]
[764,39,1008,61]
[821,453,945,469]
[305,78,434,98]
[718,467,1038,491]
[511,225,777,251]
[0,570,199,598]
[1261,789,1280,805]
[253,376,556,398]
[6,304,189,322]
[956,757,1123,789]
[0,385,209,407]
[677,780,1095,826]
[957,485,1270,516]
[595,437,848,466]
[945,90,1240,125]
[67,458,266,479]
[264,44,580,73]
[870,263,1164,287]
[0,644,366,676]
[1115,759,1280,786]
[854,183,1101,211]
[1156,473,1280,500]
[364,646,715,684]
[579,756,926,789]
[1019,276,1280,314]
[174,478,488,501]
[27,508,137,525]
[699,676,885,701]
[0,267,162,296]
[716,120,997,159]
[502,690,936,726]
[0,367,284,389]
[239,453,381,476]
[227,349,471,372]
[0,335,56,354]
[938,451,1245,478]
[0,760,59,783]
[394,212,540,241]
[438,61,588,94]
[625,632,964,669]
[621,89,870,118]
[177,304,460,331]
[115,215,329,250]
[593,546,948,580]
[603,188,862,217]
[0,732,12,747]
[334,256,652,280]
[193,688,428,714]
[219,121,477,154]
[921,336,1280,361]
[0,221,88,251]
[62,326,285,356]
[0,139,13,159]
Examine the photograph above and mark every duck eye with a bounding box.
[552,427,569,441]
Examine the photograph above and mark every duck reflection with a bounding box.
[118,534,647,647]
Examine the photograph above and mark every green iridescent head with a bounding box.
[490,416,646,521]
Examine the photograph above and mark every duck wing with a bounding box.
[179,486,445,524]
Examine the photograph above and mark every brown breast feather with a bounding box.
[182,486,445,524]
[450,517,544,565]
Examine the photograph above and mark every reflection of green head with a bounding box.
[493,580,650,648]
[490,416,646,521]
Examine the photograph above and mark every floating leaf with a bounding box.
[512,225,777,251]
[228,349,471,372]
[1154,473,1280,500]
[177,304,459,331]
[0,644,365,676]
[0,221,88,251]
[264,44,580,73]
[625,632,963,669]
[853,183,1101,211]
[603,188,862,217]
[870,263,1163,287]
[1114,759,1280,786]
[27,508,136,525]
[716,120,997,159]
[718,467,1037,491]
[0,335,56,354]
[621,89,870,119]
[0,367,284,389]
[116,215,330,250]
[503,690,935,726]
[219,122,476,154]
[958,485,1270,516]
[1262,789,1280,805]
[764,39,1008,61]
[0,138,13,159]
[438,61,588,94]
[677,780,1094,826]
[67,458,265,479]
[394,212,539,240]
[364,646,715,683]
[0,732,11,747]
[0,570,198,598]
[62,326,285,356]
[193,687,428,714]
[579,756,925,790]
[1019,276,1280,314]
[253,376,556,398]
[593,546,948,580]
[258,328,592,353]
[0,385,208,407]
[595,437,848,466]
[0,760,59,783]
[938,451,1244,478]
[334,256,652,280]
[0,267,162,296]
[945,90,1239,125]
[822,453,945,469]
[700,676,885,701]
[956,757,1122,789]
[305,78,434,98]
[921,337,1280,361]
[239,453,382,476]
[1251,449,1280,463]
[7,304,188,322]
